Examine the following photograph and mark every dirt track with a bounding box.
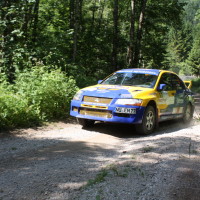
[0,118,200,200]
[0,94,200,200]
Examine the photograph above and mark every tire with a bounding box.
[136,105,156,135]
[77,118,95,128]
[183,103,193,123]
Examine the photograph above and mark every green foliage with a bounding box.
[187,37,200,76]
[0,67,78,129]
[0,86,37,129]
[164,0,200,75]
[191,78,200,93]
[86,169,108,187]
[0,0,187,84]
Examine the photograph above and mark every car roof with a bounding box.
[117,68,174,76]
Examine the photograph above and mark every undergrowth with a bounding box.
[0,66,78,130]
[191,78,200,93]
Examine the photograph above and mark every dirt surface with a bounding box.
[0,116,200,200]
[1,93,200,200]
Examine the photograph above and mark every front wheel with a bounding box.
[136,105,156,135]
[77,118,95,128]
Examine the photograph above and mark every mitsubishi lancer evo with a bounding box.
[70,69,194,134]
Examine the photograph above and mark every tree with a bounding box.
[127,0,135,67]
[133,0,148,67]
[111,0,119,71]
[187,27,200,76]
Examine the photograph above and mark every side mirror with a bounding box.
[157,84,166,91]
[98,80,103,84]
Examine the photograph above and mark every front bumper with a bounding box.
[70,100,145,124]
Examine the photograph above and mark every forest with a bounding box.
[0,0,200,129]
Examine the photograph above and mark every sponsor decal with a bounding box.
[172,107,183,114]
[117,69,159,75]
[96,90,110,93]
[176,98,184,104]
[120,94,133,98]
[97,85,131,90]
[159,91,174,105]
[166,96,175,105]
[83,87,97,91]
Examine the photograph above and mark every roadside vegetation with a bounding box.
[0,67,78,130]
[192,78,200,93]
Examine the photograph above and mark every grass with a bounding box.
[86,169,108,187]
[135,167,145,177]
[84,163,146,190]
[141,146,154,153]
[95,189,104,200]
[85,164,132,189]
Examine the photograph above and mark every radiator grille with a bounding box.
[80,108,112,118]
[83,96,112,104]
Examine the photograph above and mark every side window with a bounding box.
[171,74,186,91]
[159,73,173,91]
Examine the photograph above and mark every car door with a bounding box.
[157,73,176,120]
[170,74,186,117]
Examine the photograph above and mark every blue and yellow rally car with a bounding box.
[70,69,194,134]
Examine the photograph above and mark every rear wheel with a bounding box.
[183,103,193,123]
[136,105,156,135]
[77,118,95,128]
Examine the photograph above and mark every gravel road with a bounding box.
[0,118,200,200]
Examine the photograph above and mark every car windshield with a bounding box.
[101,72,158,88]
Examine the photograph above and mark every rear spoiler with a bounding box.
[184,81,192,89]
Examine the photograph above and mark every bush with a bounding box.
[0,66,78,129]
[191,78,200,93]
[0,87,38,129]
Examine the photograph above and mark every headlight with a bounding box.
[73,90,83,101]
[115,99,142,106]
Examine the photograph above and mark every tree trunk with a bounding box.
[69,0,74,29]
[22,0,33,40]
[112,0,119,71]
[133,0,148,67]
[98,0,106,28]
[72,0,80,62]
[91,0,98,29]
[1,0,15,82]
[32,0,40,43]
[127,0,135,67]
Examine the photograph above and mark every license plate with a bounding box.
[115,107,136,114]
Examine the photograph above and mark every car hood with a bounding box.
[81,85,153,99]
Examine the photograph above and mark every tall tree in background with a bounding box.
[32,0,40,43]
[127,0,135,67]
[112,0,119,71]
[133,0,148,67]
[72,0,82,62]
[164,0,200,75]
[187,37,200,76]
[0,0,14,82]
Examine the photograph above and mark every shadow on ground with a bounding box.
[82,119,196,139]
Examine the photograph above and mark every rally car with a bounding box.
[70,69,194,134]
